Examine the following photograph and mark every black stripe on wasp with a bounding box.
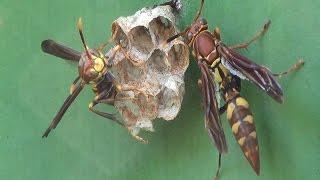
[41,18,149,143]
[166,0,304,178]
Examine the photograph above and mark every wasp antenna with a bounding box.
[77,17,84,32]
[157,0,182,12]
[193,0,204,22]
[167,33,182,43]
[77,17,92,60]
[167,27,190,43]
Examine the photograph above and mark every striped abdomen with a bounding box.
[227,96,260,175]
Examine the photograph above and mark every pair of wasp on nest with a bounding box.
[41,0,304,178]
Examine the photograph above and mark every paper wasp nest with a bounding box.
[107,4,189,135]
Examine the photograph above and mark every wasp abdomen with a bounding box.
[226,96,260,175]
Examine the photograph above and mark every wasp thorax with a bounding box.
[78,50,106,84]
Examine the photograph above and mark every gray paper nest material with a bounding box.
[107,5,189,136]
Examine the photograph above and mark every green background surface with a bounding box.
[0,0,319,179]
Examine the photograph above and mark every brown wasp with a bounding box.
[41,18,147,142]
[167,0,304,177]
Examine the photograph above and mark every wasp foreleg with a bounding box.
[273,59,304,77]
[219,104,227,115]
[129,131,148,144]
[229,20,271,50]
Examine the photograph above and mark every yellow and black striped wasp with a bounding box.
[167,0,304,177]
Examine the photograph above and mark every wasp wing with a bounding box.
[41,39,81,61]
[217,43,283,103]
[198,60,228,154]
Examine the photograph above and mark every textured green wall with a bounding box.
[0,0,319,179]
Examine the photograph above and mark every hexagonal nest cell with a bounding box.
[107,4,189,136]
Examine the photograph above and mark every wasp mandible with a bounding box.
[167,0,304,177]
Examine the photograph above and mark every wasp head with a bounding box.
[78,49,107,84]
[76,18,108,84]
[186,17,208,44]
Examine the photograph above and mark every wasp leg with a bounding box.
[115,83,152,100]
[103,45,123,67]
[102,44,130,67]
[89,91,124,126]
[109,27,145,67]
[229,20,271,50]
[89,100,147,143]
[69,76,81,94]
[119,46,146,67]
[273,59,304,77]
[89,86,124,126]
[131,133,148,144]
[88,105,122,126]
[197,79,206,110]
[219,104,227,115]
[198,78,223,179]
[96,37,113,52]
[197,79,203,92]
[88,100,124,127]
[214,153,222,180]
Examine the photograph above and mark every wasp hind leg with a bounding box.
[127,127,149,144]
[214,153,222,180]
[273,59,304,77]
[88,100,124,127]
[229,20,271,50]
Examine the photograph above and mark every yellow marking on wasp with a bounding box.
[243,115,254,124]
[249,131,257,139]
[227,103,235,120]
[238,137,246,146]
[245,151,250,157]
[214,70,222,82]
[210,57,220,68]
[116,84,122,92]
[92,86,98,91]
[69,84,76,94]
[255,146,259,151]
[236,97,249,108]
[224,92,228,99]
[88,102,93,108]
[94,57,105,72]
[232,121,241,134]
[94,96,100,101]
[77,17,84,31]
[192,51,196,57]
[114,44,121,51]
[220,65,229,76]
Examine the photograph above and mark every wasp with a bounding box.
[167,0,304,177]
[41,18,148,142]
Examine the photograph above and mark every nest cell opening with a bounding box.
[112,22,128,48]
[128,26,154,56]
[149,16,175,45]
[148,49,168,73]
[167,43,189,73]
[116,59,145,82]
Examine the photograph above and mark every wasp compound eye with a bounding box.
[199,17,207,25]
